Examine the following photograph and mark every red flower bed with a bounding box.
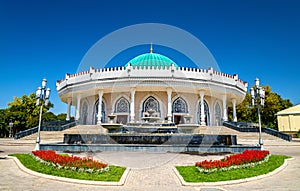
[32,150,108,170]
[196,150,269,170]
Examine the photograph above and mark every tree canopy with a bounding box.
[0,93,67,137]
[228,85,293,129]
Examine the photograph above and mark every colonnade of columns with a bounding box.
[68,89,238,124]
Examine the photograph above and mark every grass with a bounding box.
[11,153,126,182]
[176,155,290,182]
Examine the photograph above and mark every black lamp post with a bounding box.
[9,121,13,138]
[250,78,265,150]
[34,78,50,150]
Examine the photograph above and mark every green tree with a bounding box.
[57,113,67,121]
[42,112,58,122]
[0,109,9,137]
[260,86,293,128]
[0,93,74,137]
[228,85,293,129]
[6,93,53,133]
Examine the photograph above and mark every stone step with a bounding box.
[21,125,108,141]
[193,126,283,142]
[21,125,284,143]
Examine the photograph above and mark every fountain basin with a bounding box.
[63,134,237,145]
[177,124,199,134]
[124,126,177,134]
[41,143,261,153]
[141,117,160,123]
[101,123,123,133]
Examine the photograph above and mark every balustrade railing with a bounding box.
[223,121,292,141]
[14,120,76,139]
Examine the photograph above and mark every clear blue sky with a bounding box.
[0,0,299,114]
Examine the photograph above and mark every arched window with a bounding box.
[115,97,130,113]
[114,97,130,124]
[172,97,188,113]
[93,100,105,124]
[142,96,160,112]
[214,102,221,126]
[198,100,210,125]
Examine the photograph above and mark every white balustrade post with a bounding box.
[130,88,136,123]
[199,91,206,126]
[97,90,103,124]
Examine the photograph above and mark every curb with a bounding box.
[173,157,294,186]
[8,155,130,186]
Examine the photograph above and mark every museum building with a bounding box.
[56,46,248,127]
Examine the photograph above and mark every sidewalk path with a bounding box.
[0,138,300,191]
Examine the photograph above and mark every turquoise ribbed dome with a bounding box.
[125,52,179,68]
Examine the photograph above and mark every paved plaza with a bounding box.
[1,138,300,191]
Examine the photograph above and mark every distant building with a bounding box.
[277,104,300,132]
[56,46,248,127]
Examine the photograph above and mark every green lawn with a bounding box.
[11,154,126,182]
[176,155,290,182]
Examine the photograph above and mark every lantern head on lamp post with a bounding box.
[251,78,265,150]
[35,87,41,106]
[9,121,14,138]
[45,88,51,106]
[34,78,50,151]
[255,78,260,88]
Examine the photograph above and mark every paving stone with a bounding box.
[1,135,300,190]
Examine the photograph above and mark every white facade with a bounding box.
[56,53,247,126]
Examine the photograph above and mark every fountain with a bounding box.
[123,109,177,133]
[101,114,123,133]
[177,114,200,133]
[141,109,160,123]
[41,112,255,153]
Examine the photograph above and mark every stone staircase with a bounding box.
[193,126,285,144]
[21,125,285,145]
[21,125,108,143]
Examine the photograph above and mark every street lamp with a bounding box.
[250,78,265,150]
[9,121,13,138]
[34,78,51,150]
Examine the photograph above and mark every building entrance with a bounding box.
[174,115,183,125]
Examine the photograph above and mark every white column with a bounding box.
[167,88,172,123]
[211,98,216,126]
[199,91,206,126]
[75,95,81,121]
[97,90,103,124]
[232,99,237,122]
[222,95,228,122]
[66,98,71,121]
[130,88,136,123]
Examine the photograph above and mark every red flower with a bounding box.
[32,150,108,170]
[195,150,269,169]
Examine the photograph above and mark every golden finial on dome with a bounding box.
[150,43,153,53]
